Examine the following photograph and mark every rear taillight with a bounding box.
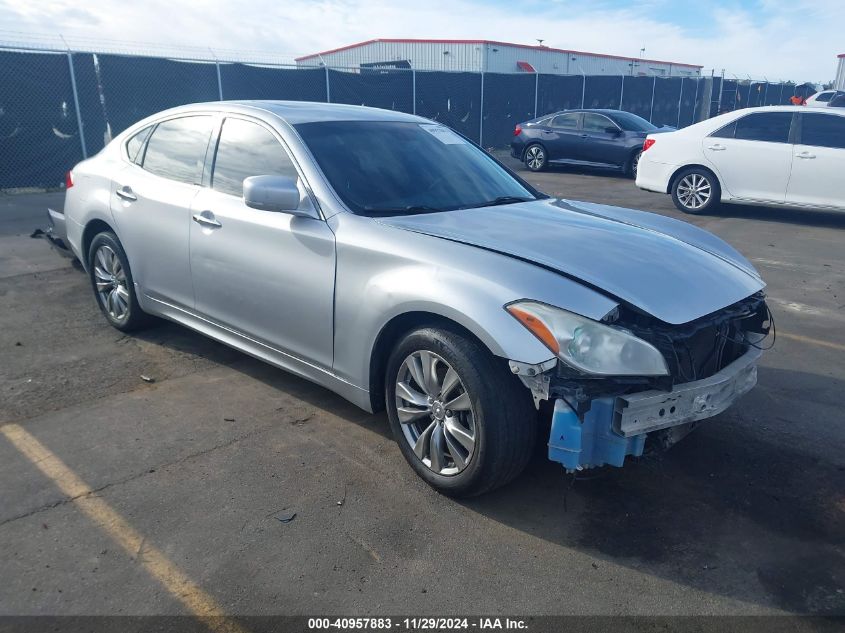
[65,170,74,189]
[643,138,656,152]
[513,124,522,136]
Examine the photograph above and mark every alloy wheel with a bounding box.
[93,245,130,322]
[525,146,545,170]
[394,350,476,476]
[632,151,641,176]
[676,173,712,210]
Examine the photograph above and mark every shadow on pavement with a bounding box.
[710,204,845,231]
[137,322,845,615]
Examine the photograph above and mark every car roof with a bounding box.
[546,106,840,117]
[540,109,627,117]
[176,100,426,125]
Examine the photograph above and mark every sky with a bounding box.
[0,0,841,83]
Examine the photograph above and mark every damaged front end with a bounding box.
[510,293,771,472]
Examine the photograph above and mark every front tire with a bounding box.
[671,167,721,215]
[523,144,547,172]
[385,326,537,497]
[625,149,642,178]
[87,232,152,332]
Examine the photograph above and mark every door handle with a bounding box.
[580,134,588,138]
[707,144,726,151]
[795,151,816,159]
[192,212,222,228]
[115,186,137,201]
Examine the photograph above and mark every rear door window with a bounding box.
[582,113,615,132]
[815,92,835,103]
[732,112,793,143]
[550,113,580,129]
[141,116,214,185]
[211,118,298,198]
[800,113,845,149]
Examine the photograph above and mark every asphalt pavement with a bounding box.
[1,162,843,620]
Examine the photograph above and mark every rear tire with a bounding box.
[523,144,547,172]
[87,232,152,332]
[671,167,721,215]
[385,326,537,497]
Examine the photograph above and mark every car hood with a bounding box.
[376,199,765,325]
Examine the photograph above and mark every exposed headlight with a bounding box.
[506,301,669,376]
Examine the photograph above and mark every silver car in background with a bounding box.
[52,101,771,496]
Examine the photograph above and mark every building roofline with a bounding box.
[295,38,703,68]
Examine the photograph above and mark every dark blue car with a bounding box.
[510,109,674,177]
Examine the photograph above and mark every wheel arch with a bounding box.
[624,145,643,174]
[523,141,548,163]
[81,218,117,270]
[367,311,502,413]
[667,163,721,196]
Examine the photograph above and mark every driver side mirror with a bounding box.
[243,175,309,216]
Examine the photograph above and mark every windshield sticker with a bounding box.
[420,124,466,145]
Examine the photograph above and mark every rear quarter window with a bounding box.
[125,126,152,164]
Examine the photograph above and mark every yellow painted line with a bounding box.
[780,332,845,353]
[0,423,248,633]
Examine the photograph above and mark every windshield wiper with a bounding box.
[465,196,534,209]
[362,205,447,216]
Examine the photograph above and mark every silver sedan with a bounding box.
[51,101,771,496]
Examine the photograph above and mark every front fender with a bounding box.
[330,214,619,391]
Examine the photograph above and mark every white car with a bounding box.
[636,106,845,214]
[805,90,839,107]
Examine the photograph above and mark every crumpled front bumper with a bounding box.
[548,346,761,471]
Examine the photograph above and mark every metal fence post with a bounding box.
[717,69,725,114]
[676,77,684,128]
[479,72,484,146]
[215,61,223,100]
[580,73,586,109]
[533,72,538,119]
[412,68,416,115]
[66,52,88,159]
[691,77,700,123]
[778,82,784,104]
[619,75,624,110]
[763,82,769,106]
[649,76,656,122]
[325,65,331,103]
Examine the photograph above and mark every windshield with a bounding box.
[295,121,539,215]
[609,111,658,132]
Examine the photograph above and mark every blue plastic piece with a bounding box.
[548,398,646,471]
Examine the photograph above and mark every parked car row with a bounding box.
[511,105,845,216]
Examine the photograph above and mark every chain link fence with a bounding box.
[0,42,817,191]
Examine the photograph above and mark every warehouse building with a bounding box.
[837,54,845,90]
[296,39,702,77]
